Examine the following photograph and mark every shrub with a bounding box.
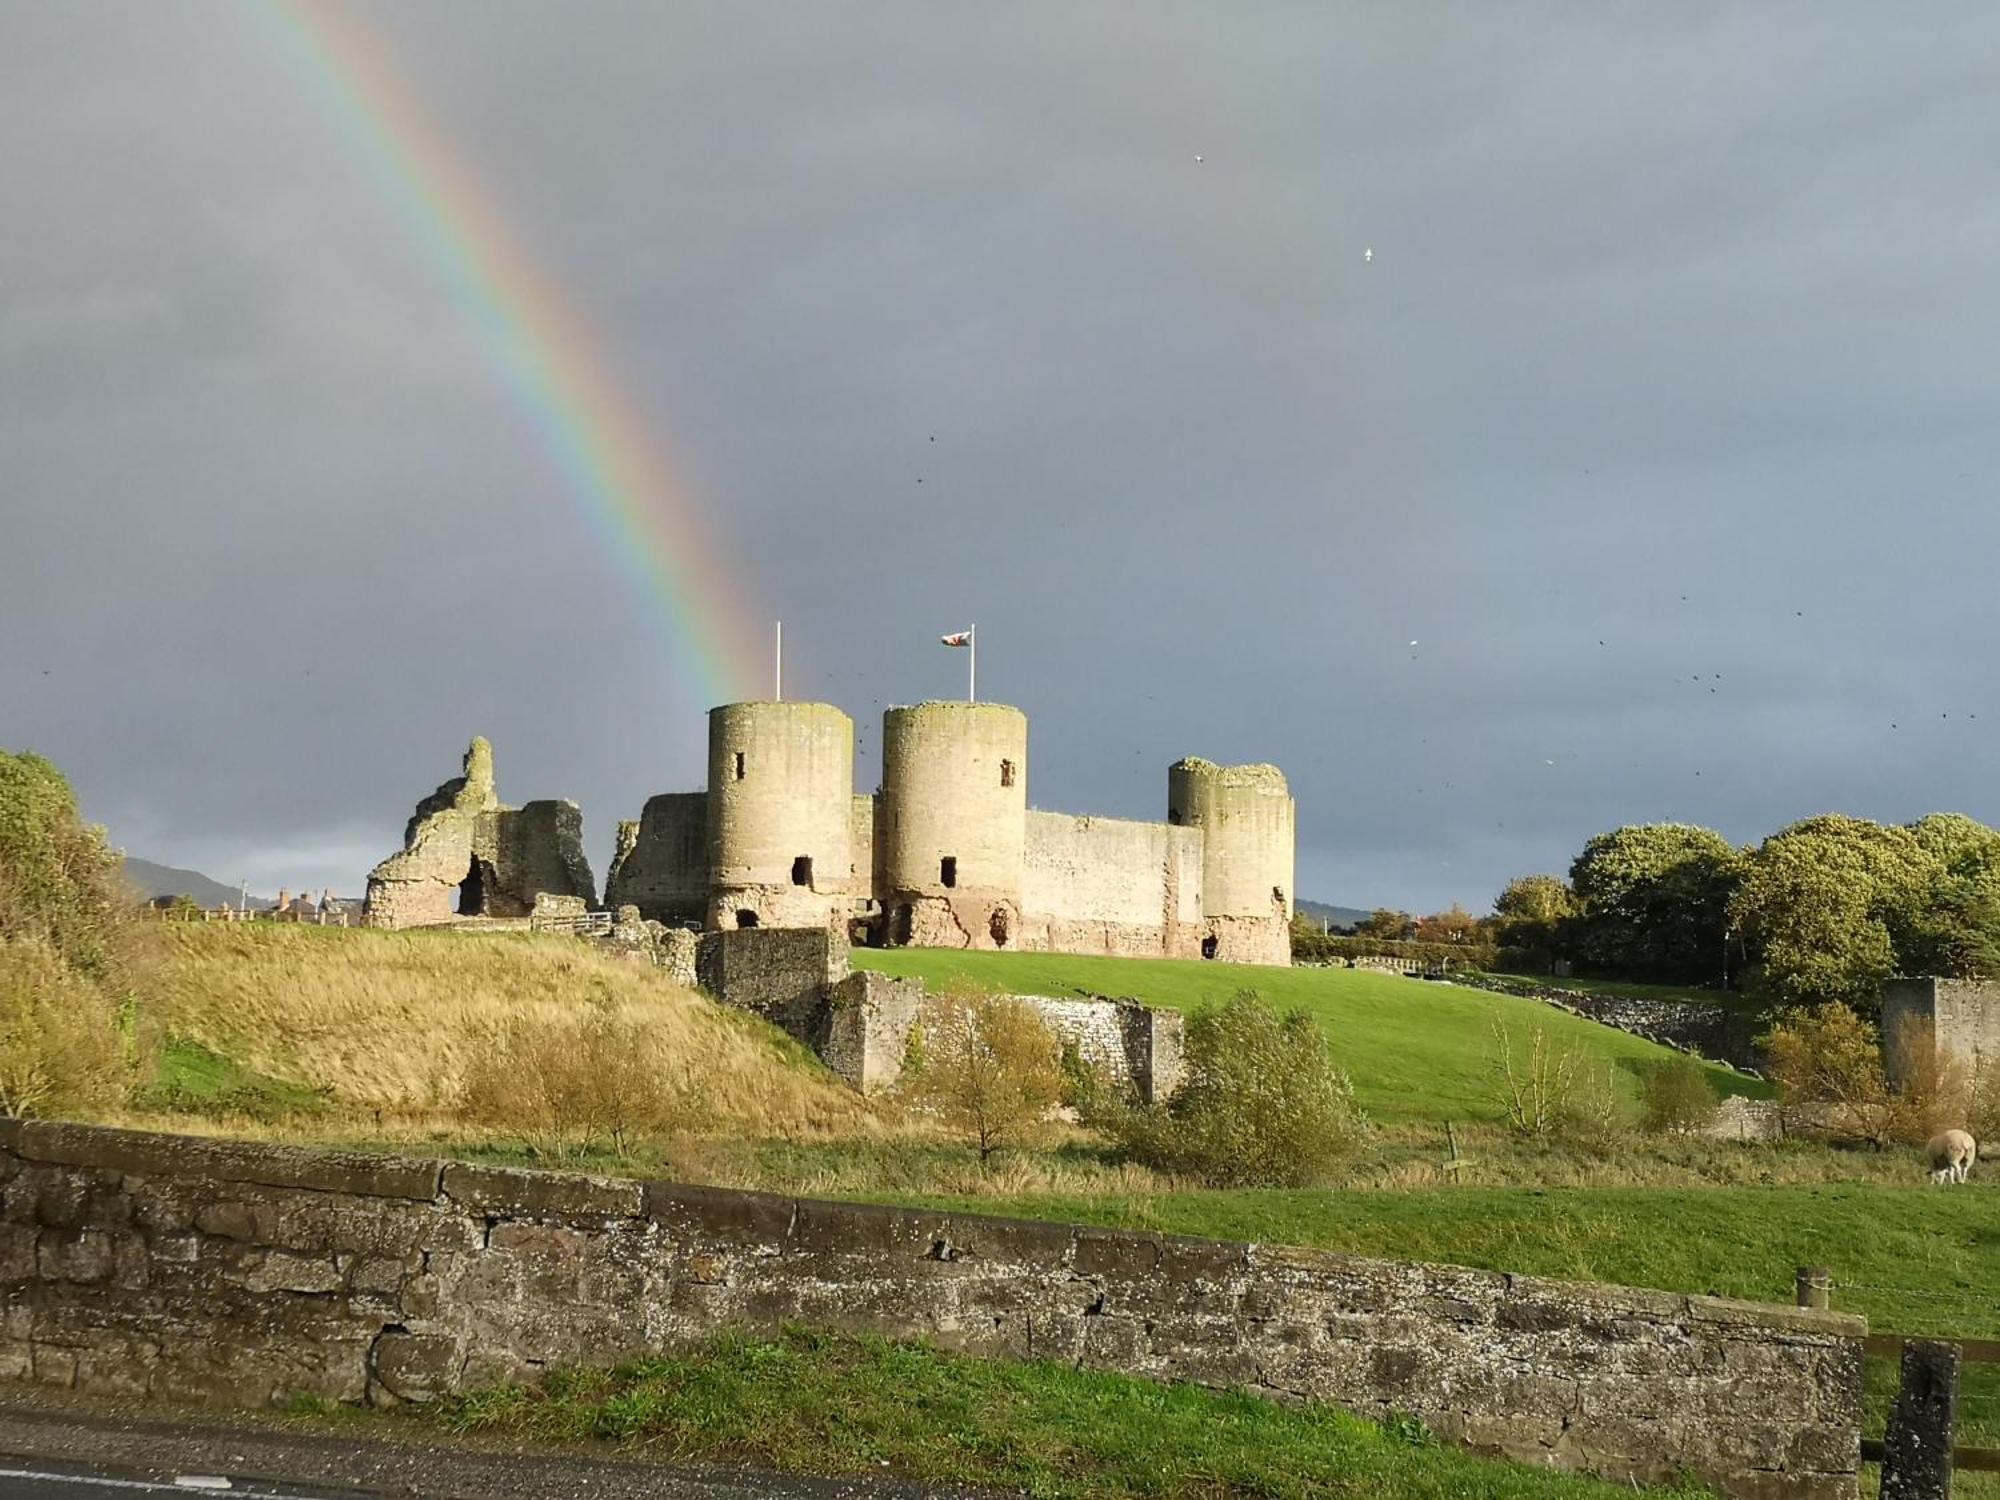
[1116,991,1365,1187]
[1761,1003,1903,1146]
[1638,1056,1720,1135]
[901,983,1064,1162]
[462,1005,698,1159]
[1484,1019,1580,1138]
[0,749,146,986]
[1556,1059,1632,1154]
[0,937,133,1119]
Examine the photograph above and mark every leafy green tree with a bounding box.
[1491,874,1577,956]
[1567,824,1743,983]
[901,982,1064,1162]
[1730,816,1939,1006]
[0,749,140,984]
[1115,991,1366,1187]
[1355,908,1414,941]
[0,749,143,1118]
[1413,903,1484,945]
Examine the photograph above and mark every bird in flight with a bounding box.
[1364,247,1374,262]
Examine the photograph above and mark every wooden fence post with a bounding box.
[1795,1266,1831,1310]
[1881,1338,1960,1500]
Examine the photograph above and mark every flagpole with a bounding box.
[969,625,976,703]
[774,620,783,702]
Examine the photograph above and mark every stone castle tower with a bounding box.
[367,701,1295,966]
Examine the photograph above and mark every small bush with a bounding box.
[1555,1059,1631,1154]
[0,937,133,1119]
[1484,1019,1580,1138]
[1638,1057,1720,1135]
[462,1006,698,1159]
[1116,990,1365,1187]
[901,983,1064,1162]
[1762,1003,1903,1145]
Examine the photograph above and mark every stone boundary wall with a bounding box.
[1448,975,1757,1070]
[0,1120,1861,1498]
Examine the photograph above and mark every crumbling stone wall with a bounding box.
[819,979,1184,1101]
[821,971,928,1092]
[694,927,846,1042]
[1882,977,2000,1089]
[364,739,594,929]
[604,793,707,926]
[0,1120,1863,1498]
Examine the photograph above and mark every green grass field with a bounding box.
[852,947,1766,1124]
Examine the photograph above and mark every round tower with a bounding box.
[1168,758,1295,964]
[880,702,1027,948]
[706,701,853,930]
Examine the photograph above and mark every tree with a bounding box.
[0,749,142,985]
[1902,814,2000,980]
[1356,908,1415,941]
[1568,824,1743,983]
[902,983,1064,1162]
[0,749,142,1119]
[1491,874,1577,956]
[1730,816,1939,1007]
[1413,903,1484,945]
[1115,991,1366,1186]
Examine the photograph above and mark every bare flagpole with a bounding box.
[774,621,783,701]
[969,624,977,703]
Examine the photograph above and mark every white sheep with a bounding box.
[1926,1129,1977,1184]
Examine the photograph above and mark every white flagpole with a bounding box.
[774,621,783,701]
[969,624,977,703]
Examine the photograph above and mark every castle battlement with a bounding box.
[365,702,1294,966]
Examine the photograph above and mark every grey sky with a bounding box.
[6,2,2000,912]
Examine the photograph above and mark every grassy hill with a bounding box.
[851,947,1766,1125]
[143,924,871,1140]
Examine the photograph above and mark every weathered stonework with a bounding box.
[1882,977,2000,1089]
[0,1120,1864,1499]
[611,701,1294,967]
[368,704,1294,966]
[364,739,594,929]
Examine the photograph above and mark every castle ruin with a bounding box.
[366,702,1294,966]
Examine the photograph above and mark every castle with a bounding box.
[365,700,1295,966]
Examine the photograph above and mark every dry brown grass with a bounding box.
[146,924,874,1140]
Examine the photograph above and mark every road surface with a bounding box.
[0,1393,968,1498]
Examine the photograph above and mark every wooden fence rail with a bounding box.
[1801,1265,1992,1494]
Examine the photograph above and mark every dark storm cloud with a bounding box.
[6,1,2000,911]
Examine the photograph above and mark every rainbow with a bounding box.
[252,1,763,705]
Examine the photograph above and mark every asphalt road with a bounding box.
[0,1394,971,1499]
[0,1462,355,1497]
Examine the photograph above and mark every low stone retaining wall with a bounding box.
[1452,975,1757,1070]
[0,1120,1861,1497]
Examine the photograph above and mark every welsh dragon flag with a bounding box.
[940,630,973,647]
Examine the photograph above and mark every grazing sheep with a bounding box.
[1927,1129,1977,1184]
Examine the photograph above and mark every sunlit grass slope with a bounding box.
[853,947,1765,1124]
[150,924,869,1137]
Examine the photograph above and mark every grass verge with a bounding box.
[406,1326,1708,1499]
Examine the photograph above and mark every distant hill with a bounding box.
[1296,899,1374,931]
[120,857,268,910]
